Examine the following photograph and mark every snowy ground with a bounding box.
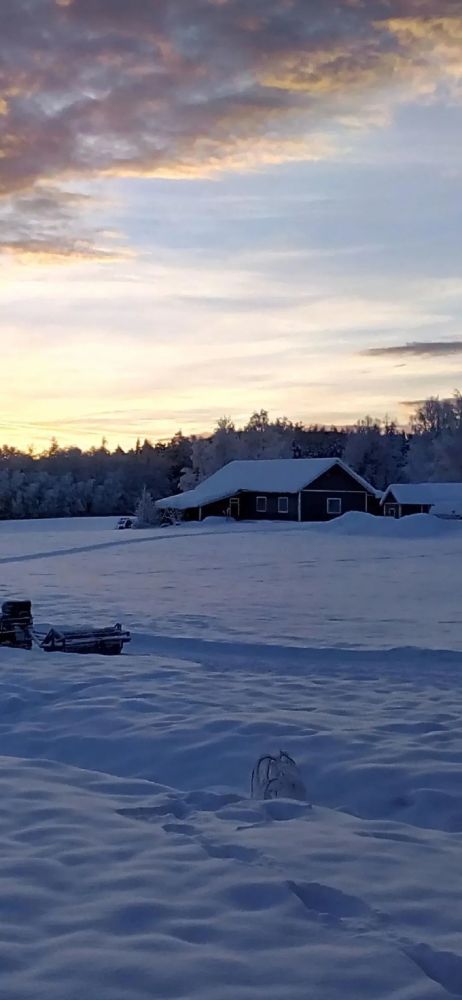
[1,514,462,998]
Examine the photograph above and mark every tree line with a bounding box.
[0,394,461,519]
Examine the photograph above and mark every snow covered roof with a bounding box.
[382,482,462,506]
[157,458,379,510]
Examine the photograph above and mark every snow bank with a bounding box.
[0,518,462,998]
[0,752,446,1000]
[191,511,462,541]
[0,515,115,535]
[0,640,462,999]
[2,512,462,650]
[322,510,462,538]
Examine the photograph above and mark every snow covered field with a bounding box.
[1,514,462,998]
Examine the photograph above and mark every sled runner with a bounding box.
[39,623,130,655]
[0,600,131,655]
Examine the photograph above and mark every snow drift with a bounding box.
[0,517,461,998]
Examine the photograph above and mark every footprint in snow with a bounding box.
[288,880,371,922]
[163,822,199,836]
[405,943,462,996]
[117,800,189,823]
[200,840,261,863]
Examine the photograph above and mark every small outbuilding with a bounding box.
[381,482,462,518]
[156,458,381,523]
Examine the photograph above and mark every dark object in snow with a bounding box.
[41,624,129,655]
[0,600,131,655]
[0,600,33,649]
[116,516,133,529]
[2,600,33,623]
[251,751,306,801]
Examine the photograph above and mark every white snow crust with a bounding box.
[0,513,462,998]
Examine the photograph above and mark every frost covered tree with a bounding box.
[406,393,462,482]
[410,397,456,437]
[179,419,243,489]
[177,412,297,493]
[134,486,161,527]
[433,425,462,480]
[241,410,293,460]
[2,396,462,521]
[343,418,406,489]
[405,433,435,482]
[424,392,462,481]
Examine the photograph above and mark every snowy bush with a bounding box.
[133,486,162,528]
[251,751,306,801]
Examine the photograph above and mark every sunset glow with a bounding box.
[1,1,462,449]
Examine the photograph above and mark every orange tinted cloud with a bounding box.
[384,16,462,81]
[0,1,460,189]
[0,185,129,263]
[1,242,128,264]
[0,0,460,254]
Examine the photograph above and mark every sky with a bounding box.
[1,0,462,450]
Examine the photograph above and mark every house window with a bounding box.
[384,504,399,518]
[256,496,267,513]
[327,497,342,515]
[278,496,289,514]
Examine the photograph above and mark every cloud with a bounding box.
[362,341,462,358]
[400,395,454,411]
[0,184,131,262]
[1,1,462,196]
[1,0,461,258]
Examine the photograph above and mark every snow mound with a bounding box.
[1,518,462,998]
[323,510,462,538]
[0,755,447,1000]
[1,641,462,999]
[198,515,231,526]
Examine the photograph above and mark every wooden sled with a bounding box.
[0,600,131,655]
[39,624,130,655]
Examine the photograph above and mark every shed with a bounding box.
[381,482,462,518]
[156,458,381,522]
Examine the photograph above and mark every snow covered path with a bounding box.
[1,512,462,650]
[0,515,462,997]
